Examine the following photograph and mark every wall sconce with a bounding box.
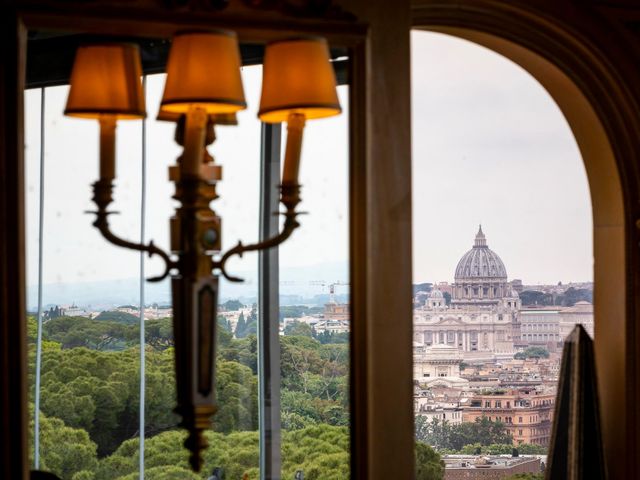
[64,32,340,471]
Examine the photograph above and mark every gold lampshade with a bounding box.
[258,37,341,123]
[160,31,247,114]
[64,44,146,119]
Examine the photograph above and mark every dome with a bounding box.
[429,288,444,299]
[507,286,519,298]
[454,226,507,280]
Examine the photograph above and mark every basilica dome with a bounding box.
[454,226,507,280]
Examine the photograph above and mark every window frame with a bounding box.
[1,4,417,480]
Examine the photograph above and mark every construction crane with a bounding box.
[279,279,349,304]
[327,281,349,304]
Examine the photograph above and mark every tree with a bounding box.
[145,318,174,349]
[94,311,139,324]
[519,291,549,306]
[279,305,324,322]
[415,416,512,451]
[43,317,134,350]
[443,292,452,306]
[415,442,445,480]
[29,406,98,480]
[560,287,592,306]
[517,443,548,455]
[313,330,349,344]
[222,299,244,311]
[95,425,351,480]
[284,321,314,337]
[235,312,247,338]
[214,361,259,433]
[515,347,550,360]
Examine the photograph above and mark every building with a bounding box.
[414,227,521,361]
[463,389,555,446]
[519,308,562,349]
[520,301,594,348]
[443,456,541,479]
[413,343,470,388]
[313,319,350,334]
[559,301,594,340]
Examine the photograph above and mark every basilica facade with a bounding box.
[414,226,521,361]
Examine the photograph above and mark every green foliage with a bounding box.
[561,287,592,306]
[235,307,258,339]
[29,406,98,480]
[415,442,444,480]
[518,290,554,306]
[214,361,259,433]
[506,474,544,480]
[144,318,173,349]
[222,299,244,311]
[220,335,258,374]
[94,425,350,480]
[443,292,451,306]
[519,287,592,307]
[514,347,550,360]
[313,330,349,344]
[94,311,139,324]
[284,321,314,337]
[281,425,349,480]
[415,416,513,452]
[455,442,547,456]
[43,317,135,350]
[28,304,351,478]
[32,346,177,455]
[279,305,323,321]
[516,443,548,454]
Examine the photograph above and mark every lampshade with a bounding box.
[160,31,246,114]
[258,37,341,123]
[64,44,146,119]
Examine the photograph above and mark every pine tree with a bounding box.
[236,312,246,338]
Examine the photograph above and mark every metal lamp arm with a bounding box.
[212,184,302,282]
[89,179,176,282]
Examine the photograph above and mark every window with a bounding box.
[26,41,351,479]
[411,30,592,466]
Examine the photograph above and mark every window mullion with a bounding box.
[258,122,282,480]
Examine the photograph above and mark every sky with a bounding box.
[411,31,592,285]
[25,65,349,306]
[25,31,592,307]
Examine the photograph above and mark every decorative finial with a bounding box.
[474,225,487,247]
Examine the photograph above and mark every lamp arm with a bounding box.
[212,183,302,282]
[89,179,177,282]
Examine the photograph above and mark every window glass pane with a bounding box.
[25,61,263,479]
[141,67,262,479]
[279,85,350,478]
[25,83,143,478]
[411,30,593,476]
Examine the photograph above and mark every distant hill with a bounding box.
[413,283,432,296]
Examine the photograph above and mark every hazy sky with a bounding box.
[25,67,349,293]
[25,31,592,300]
[411,31,592,284]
